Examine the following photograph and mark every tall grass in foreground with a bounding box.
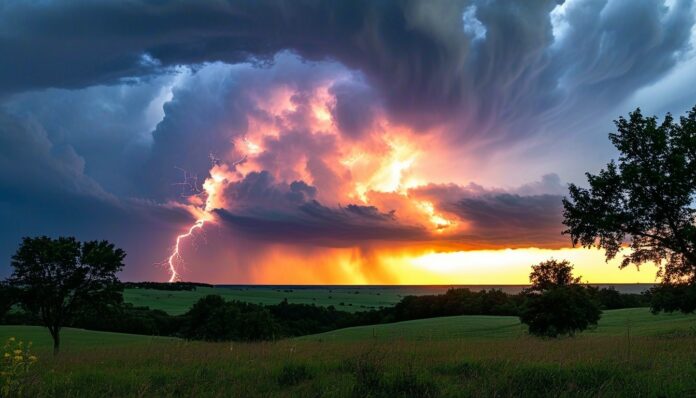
[12,332,696,397]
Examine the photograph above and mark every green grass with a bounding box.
[123,286,418,314]
[3,308,692,348]
[0,325,174,351]
[301,307,696,342]
[123,285,654,315]
[3,308,694,397]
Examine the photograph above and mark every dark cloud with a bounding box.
[0,0,694,280]
[447,193,566,248]
[1,0,691,138]
[410,176,567,248]
[215,208,427,247]
[3,79,168,196]
[214,171,426,246]
[0,111,198,280]
[0,112,106,200]
[222,171,313,211]
[329,79,379,139]
[213,168,568,249]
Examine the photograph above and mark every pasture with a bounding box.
[3,308,695,397]
[122,285,408,314]
[122,284,652,314]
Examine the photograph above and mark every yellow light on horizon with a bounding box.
[381,247,661,285]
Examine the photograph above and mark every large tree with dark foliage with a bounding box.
[527,259,580,292]
[563,107,696,302]
[649,283,696,314]
[8,236,125,354]
[519,260,601,337]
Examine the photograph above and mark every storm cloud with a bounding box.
[0,0,695,281]
[1,0,693,134]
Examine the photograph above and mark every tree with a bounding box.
[563,107,696,290]
[527,259,580,292]
[182,295,241,341]
[0,282,17,321]
[649,283,696,314]
[519,260,601,337]
[181,295,280,341]
[8,236,125,354]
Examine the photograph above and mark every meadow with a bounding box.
[122,284,652,314]
[3,308,695,397]
[122,285,410,314]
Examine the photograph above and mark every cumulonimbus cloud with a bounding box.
[0,0,694,281]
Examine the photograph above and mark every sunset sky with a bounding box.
[1,0,696,284]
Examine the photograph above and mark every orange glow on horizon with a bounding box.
[190,244,660,285]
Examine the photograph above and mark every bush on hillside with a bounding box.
[520,260,601,337]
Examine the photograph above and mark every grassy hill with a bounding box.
[0,325,174,350]
[301,307,696,341]
[3,308,695,397]
[3,308,691,349]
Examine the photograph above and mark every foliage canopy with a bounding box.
[563,107,696,283]
[8,236,125,354]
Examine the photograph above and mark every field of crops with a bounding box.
[2,308,695,397]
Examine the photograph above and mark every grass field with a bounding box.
[0,325,174,351]
[2,308,695,397]
[123,284,653,315]
[302,308,696,342]
[122,285,434,314]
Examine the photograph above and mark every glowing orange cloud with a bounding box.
[160,79,655,285]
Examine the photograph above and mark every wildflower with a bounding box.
[1,337,36,396]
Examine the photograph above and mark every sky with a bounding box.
[1,0,696,284]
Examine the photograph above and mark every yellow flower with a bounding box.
[28,356,37,362]
[7,337,15,342]
[13,356,22,362]
[12,350,21,355]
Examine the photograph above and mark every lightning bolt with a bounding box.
[167,219,205,282]
[163,155,247,282]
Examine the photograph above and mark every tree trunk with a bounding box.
[50,326,60,355]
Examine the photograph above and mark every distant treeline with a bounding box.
[1,286,651,341]
[121,281,213,291]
